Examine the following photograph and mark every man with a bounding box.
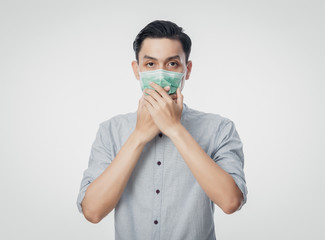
[77,20,247,240]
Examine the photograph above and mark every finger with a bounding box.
[164,86,170,92]
[144,88,166,105]
[149,82,170,100]
[169,93,177,99]
[165,87,177,99]
[143,97,154,113]
[144,94,159,109]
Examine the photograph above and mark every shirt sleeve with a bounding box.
[76,122,113,214]
[211,120,248,211]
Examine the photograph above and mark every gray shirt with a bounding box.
[76,102,248,240]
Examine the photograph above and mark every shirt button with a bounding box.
[156,189,160,194]
[157,161,161,166]
[154,220,158,224]
[159,132,162,138]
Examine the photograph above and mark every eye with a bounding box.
[146,62,155,67]
[168,61,178,67]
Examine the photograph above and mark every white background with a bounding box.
[1,0,324,239]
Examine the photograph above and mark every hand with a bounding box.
[143,82,184,137]
[135,85,172,144]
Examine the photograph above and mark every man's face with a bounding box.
[132,38,192,93]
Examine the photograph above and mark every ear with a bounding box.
[131,60,140,80]
[185,60,192,80]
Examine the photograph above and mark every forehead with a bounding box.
[139,38,185,61]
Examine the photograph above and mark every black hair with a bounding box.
[133,20,192,63]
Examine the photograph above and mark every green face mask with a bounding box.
[139,69,185,95]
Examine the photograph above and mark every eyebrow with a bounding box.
[143,55,181,61]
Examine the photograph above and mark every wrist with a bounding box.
[131,129,149,146]
[166,122,184,140]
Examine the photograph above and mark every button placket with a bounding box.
[152,132,164,239]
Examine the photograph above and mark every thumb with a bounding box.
[139,95,144,107]
[176,87,183,107]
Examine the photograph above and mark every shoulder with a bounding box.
[98,111,137,131]
[184,104,233,130]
